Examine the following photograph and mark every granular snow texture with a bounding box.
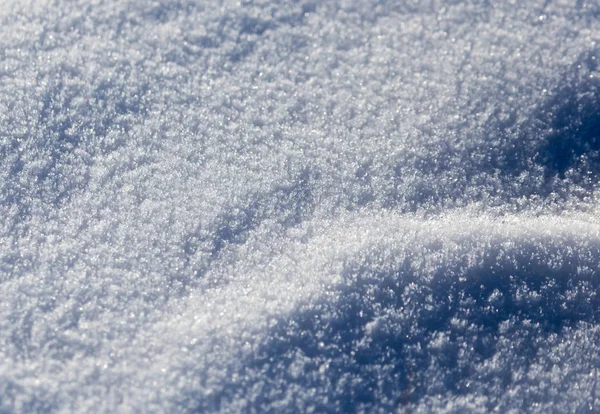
[1,0,600,412]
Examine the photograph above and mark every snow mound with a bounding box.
[1,0,600,412]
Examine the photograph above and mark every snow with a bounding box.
[1,0,600,412]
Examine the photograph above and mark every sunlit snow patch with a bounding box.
[0,0,600,413]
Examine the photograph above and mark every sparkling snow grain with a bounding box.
[1,0,600,412]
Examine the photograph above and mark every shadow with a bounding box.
[187,240,600,412]
[180,168,316,289]
[534,51,600,180]
[482,50,600,195]
[381,50,600,213]
[18,56,152,211]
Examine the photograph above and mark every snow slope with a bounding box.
[1,0,600,412]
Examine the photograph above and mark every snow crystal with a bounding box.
[1,0,600,412]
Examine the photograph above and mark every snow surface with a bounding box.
[1,0,600,412]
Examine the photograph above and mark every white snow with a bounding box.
[1,0,600,412]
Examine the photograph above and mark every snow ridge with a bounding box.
[0,0,600,412]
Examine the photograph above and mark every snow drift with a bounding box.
[1,0,600,412]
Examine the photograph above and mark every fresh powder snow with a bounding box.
[1,0,600,412]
